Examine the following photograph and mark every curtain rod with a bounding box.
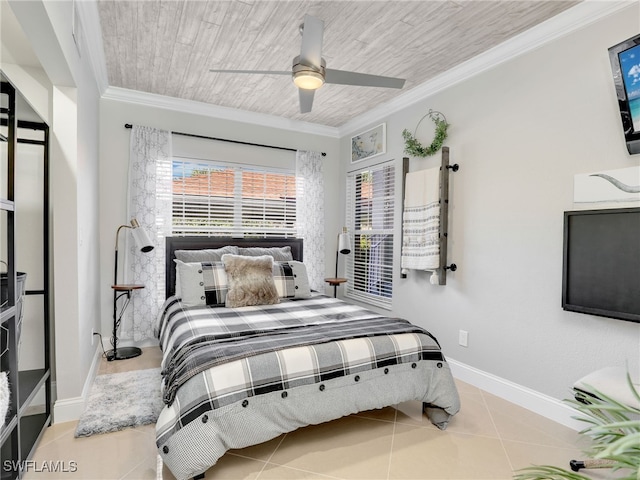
[124,124,326,156]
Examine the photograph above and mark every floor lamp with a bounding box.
[107,218,154,361]
[331,227,351,297]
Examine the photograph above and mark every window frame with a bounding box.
[171,157,297,238]
[345,160,396,309]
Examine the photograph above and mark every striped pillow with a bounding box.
[273,261,311,299]
[174,260,229,307]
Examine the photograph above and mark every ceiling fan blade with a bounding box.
[299,88,315,113]
[209,69,291,75]
[299,14,324,68]
[325,69,406,89]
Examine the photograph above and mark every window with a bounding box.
[172,159,297,237]
[345,161,395,308]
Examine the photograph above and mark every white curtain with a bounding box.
[123,125,172,341]
[296,150,325,291]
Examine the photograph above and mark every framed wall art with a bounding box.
[351,123,386,163]
[574,166,640,203]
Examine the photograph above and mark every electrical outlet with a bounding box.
[458,330,468,347]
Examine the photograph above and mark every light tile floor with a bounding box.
[23,348,613,480]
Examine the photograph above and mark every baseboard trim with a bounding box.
[448,358,583,431]
[52,344,103,423]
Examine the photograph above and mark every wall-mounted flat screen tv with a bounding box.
[562,207,640,323]
[609,34,640,154]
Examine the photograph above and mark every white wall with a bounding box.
[5,0,102,421]
[340,4,640,403]
[98,96,341,343]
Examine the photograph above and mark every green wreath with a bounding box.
[402,110,449,157]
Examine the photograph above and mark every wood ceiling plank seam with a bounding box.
[362,17,428,57]
[102,39,120,86]
[202,0,231,26]
[448,2,511,34]
[180,20,221,101]
[496,3,577,38]
[319,3,369,61]
[350,2,406,46]
[150,0,185,95]
[97,0,117,37]
[114,1,138,89]
[228,6,278,74]
[97,1,121,85]
[158,0,204,98]
[176,0,208,46]
[135,1,161,93]
[321,4,417,76]
[250,2,305,71]
[246,81,296,115]
[316,1,364,37]
[212,2,265,107]
[195,0,232,99]
[397,1,460,28]
[221,3,276,68]
[205,1,255,98]
[164,42,195,98]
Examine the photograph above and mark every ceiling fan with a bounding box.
[209,14,406,114]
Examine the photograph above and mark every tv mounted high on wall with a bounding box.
[609,34,640,154]
[562,207,640,323]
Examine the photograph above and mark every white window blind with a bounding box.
[345,161,395,308]
[172,159,297,237]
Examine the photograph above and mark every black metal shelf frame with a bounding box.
[0,74,51,480]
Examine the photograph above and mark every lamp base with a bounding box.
[105,346,142,361]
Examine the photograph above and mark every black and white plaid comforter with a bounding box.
[155,294,445,444]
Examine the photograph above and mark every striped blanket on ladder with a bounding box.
[401,167,440,274]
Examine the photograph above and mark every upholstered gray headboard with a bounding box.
[165,236,304,298]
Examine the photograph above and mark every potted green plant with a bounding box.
[513,375,639,480]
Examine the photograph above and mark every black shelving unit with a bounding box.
[1,72,51,480]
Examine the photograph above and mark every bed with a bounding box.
[155,237,460,480]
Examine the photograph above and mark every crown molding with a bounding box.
[102,86,340,137]
[75,0,109,95]
[338,0,636,137]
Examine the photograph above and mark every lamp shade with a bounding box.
[338,230,351,255]
[130,222,154,253]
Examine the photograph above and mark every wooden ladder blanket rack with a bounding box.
[400,146,458,285]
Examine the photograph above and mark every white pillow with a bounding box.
[289,261,312,298]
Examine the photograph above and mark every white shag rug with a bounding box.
[75,367,164,437]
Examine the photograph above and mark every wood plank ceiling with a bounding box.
[98,0,580,127]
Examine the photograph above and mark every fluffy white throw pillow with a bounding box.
[222,254,280,308]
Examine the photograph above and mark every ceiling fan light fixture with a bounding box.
[293,70,325,90]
